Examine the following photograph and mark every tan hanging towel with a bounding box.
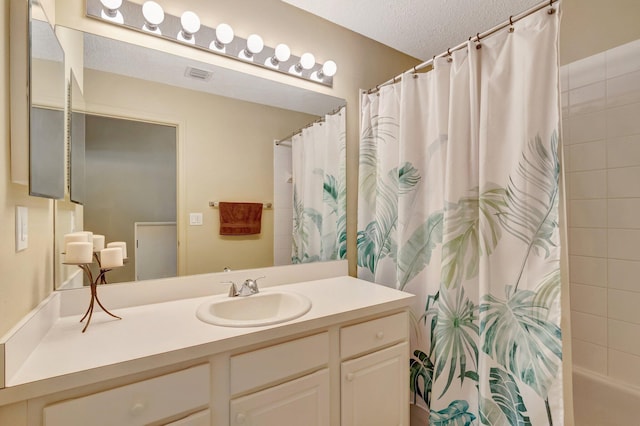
[218,202,263,235]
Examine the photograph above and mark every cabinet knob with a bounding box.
[236,413,246,424]
[376,331,384,340]
[130,401,146,416]
[346,373,355,382]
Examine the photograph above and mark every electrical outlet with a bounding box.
[189,213,203,226]
[16,206,28,252]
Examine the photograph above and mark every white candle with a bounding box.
[65,242,93,264]
[107,241,127,259]
[78,231,93,243]
[100,247,123,269]
[92,234,105,252]
[63,233,87,251]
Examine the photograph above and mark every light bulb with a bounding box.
[240,34,264,60]
[216,23,234,44]
[142,1,164,33]
[320,60,337,78]
[210,23,234,51]
[294,52,315,73]
[268,43,291,67]
[246,34,264,55]
[178,11,200,43]
[181,11,200,35]
[274,44,291,62]
[100,0,121,17]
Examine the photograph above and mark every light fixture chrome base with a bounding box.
[86,0,334,87]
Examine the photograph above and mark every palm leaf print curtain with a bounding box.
[357,9,563,425]
[292,106,346,263]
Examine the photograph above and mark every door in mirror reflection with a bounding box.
[84,115,177,285]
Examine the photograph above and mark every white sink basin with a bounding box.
[196,290,312,327]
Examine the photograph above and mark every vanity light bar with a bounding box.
[87,0,335,87]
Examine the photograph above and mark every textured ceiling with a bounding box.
[282,0,543,60]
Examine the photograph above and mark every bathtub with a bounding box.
[573,366,640,425]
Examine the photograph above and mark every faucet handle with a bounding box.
[221,280,238,297]
[244,276,265,294]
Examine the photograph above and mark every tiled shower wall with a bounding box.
[562,38,640,387]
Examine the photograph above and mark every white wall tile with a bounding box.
[609,289,640,324]
[607,103,640,139]
[571,338,607,374]
[608,167,640,198]
[607,134,640,168]
[567,170,606,199]
[609,259,640,293]
[607,70,640,108]
[567,111,607,144]
[569,255,607,287]
[609,319,640,357]
[560,65,569,92]
[608,349,640,388]
[567,140,606,172]
[608,229,640,260]
[608,198,640,228]
[569,81,606,115]
[569,199,607,228]
[606,38,640,79]
[569,51,606,89]
[561,118,571,144]
[561,91,569,117]
[568,228,607,257]
[570,283,607,316]
[571,310,607,345]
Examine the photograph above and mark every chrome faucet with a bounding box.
[222,276,265,297]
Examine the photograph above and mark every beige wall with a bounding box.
[3,0,640,336]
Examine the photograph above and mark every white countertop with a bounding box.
[2,276,413,403]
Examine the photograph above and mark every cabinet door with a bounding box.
[341,342,409,426]
[230,369,329,426]
[164,409,210,426]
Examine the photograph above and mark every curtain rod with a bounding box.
[274,105,345,146]
[367,0,558,94]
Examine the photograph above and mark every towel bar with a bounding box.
[209,201,273,209]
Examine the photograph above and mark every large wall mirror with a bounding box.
[53,26,346,290]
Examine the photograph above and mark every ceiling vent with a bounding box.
[185,66,213,81]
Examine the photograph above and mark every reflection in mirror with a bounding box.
[55,28,346,289]
[30,4,65,198]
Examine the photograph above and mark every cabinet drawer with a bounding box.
[340,312,408,359]
[43,364,210,426]
[230,332,329,396]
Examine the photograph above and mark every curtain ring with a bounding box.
[548,0,556,14]
[475,32,482,49]
[446,48,453,62]
[509,16,515,33]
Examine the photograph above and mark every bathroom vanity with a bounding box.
[0,262,414,425]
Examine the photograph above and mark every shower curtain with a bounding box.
[292,106,346,263]
[357,8,563,425]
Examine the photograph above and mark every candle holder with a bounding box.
[64,258,124,333]
[63,234,128,332]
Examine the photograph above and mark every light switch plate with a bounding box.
[189,213,203,226]
[16,206,28,252]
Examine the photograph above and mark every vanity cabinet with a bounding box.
[340,312,410,426]
[230,369,330,425]
[34,313,409,426]
[341,343,409,426]
[228,332,331,426]
[42,364,210,426]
